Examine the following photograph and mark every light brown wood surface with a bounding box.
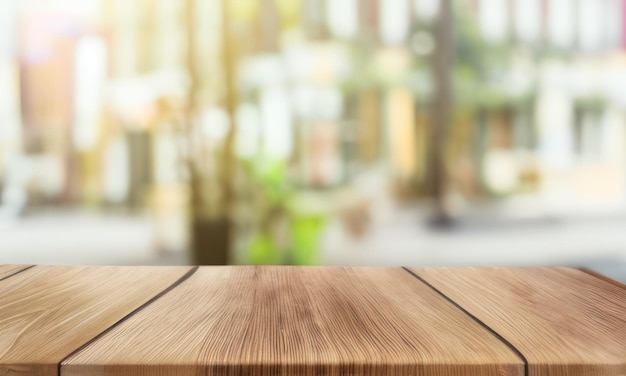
[579,267,626,289]
[0,265,32,281]
[2,266,623,376]
[410,267,626,376]
[63,266,524,376]
[0,265,194,376]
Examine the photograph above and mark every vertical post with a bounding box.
[427,0,454,226]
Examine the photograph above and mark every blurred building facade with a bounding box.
[3,0,626,264]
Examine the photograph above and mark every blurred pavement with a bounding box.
[0,207,625,283]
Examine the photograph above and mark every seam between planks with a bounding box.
[57,265,200,376]
[0,265,36,282]
[401,267,529,376]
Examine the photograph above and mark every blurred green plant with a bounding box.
[241,156,328,265]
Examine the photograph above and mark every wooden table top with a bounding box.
[0,265,623,376]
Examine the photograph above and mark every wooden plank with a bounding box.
[0,265,32,281]
[409,267,626,376]
[0,265,194,376]
[63,266,524,376]
[578,267,625,289]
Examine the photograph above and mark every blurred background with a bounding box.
[0,0,625,281]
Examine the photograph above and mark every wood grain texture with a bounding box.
[578,267,626,289]
[63,266,523,376]
[0,265,32,281]
[0,265,194,376]
[410,267,626,376]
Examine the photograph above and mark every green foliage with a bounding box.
[248,232,282,264]
[252,157,292,206]
[452,2,515,108]
[289,213,326,265]
[453,3,509,79]
[340,39,380,93]
[241,155,328,265]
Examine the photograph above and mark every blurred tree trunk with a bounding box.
[426,0,454,226]
[220,0,237,217]
[184,0,201,207]
[185,0,236,265]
